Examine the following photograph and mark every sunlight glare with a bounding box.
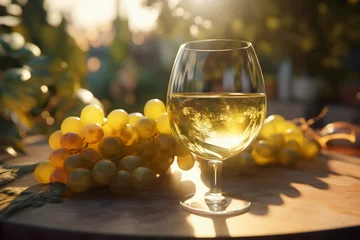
[5,146,17,157]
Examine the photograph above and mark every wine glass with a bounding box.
[167,39,266,216]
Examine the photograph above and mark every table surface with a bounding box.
[1,136,360,239]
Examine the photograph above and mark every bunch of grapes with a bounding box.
[34,99,195,195]
[225,114,321,174]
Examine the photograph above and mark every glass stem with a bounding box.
[205,160,225,204]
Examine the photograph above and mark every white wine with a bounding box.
[168,93,266,160]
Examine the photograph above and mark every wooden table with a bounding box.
[1,136,360,239]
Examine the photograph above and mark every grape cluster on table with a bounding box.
[224,114,321,174]
[34,99,195,195]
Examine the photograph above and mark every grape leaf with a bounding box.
[0,182,68,220]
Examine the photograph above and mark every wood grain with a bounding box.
[0,137,360,239]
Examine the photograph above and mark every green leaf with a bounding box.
[0,183,68,220]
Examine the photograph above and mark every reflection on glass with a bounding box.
[167,39,266,216]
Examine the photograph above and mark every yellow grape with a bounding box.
[66,168,92,192]
[156,112,172,134]
[144,99,166,120]
[109,170,133,196]
[48,130,62,150]
[258,122,276,139]
[79,148,101,169]
[285,140,302,153]
[229,152,256,175]
[136,139,159,161]
[135,117,157,139]
[277,148,299,168]
[103,124,115,137]
[284,128,304,145]
[151,152,174,173]
[50,168,68,183]
[267,133,285,151]
[107,109,129,130]
[174,140,190,156]
[64,155,86,173]
[117,155,144,173]
[128,112,143,126]
[88,141,100,152]
[156,134,176,153]
[252,151,274,166]
[131,167,156,191]
[254,140,276,159]
[265,114,286,133]
[302,140,320,159]
[49,148,72,168]
[34,162,56,183]
[61,116,82,135]
[60,132,84,150]
[177,153,195,171]
[98,136,125,159]
[118,124,139,146]
[92,160,118,185]
[80,104,105,125]
[82,123,104,144]
[277,120,297,134]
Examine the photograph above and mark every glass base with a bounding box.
[180,193,251,216]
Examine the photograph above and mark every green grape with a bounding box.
[49,130,62,150]
[131,167,156,191]
[151,152,174,173]
[258,122,276,139]
[103,124,115,137]
[136,139,159,161]
[177,153,195,171]
[144,99,166,120]
[156,134,176,153]
[64,155,86,173]
[50,168,68,183]
[81,123,104,144]
[49,148,72,168]
[227,152,256,175]
[135,117,157,139]
[98,136,125,159]
[117,155,144,173]
[156,112,172,134]
[277,148,299,168]
[92,160,118,186]
[284,128,304,145]
[109,170,133,196]
[173,140,190,156]
[268,133,285,151]
[66,168,92,192]
[107,109,129,130]
[34,162,56,184]
[118,124,139,146]
[60,132,84,150]
[80,104,104,125]
[61,116,82,135]
[79,148,101,169]
[284,140,301,152]
[128,112,143,126]
[302,140,320,159]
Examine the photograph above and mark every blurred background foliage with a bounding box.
[0,0,359,155]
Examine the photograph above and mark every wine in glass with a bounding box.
[167,40,266,215]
